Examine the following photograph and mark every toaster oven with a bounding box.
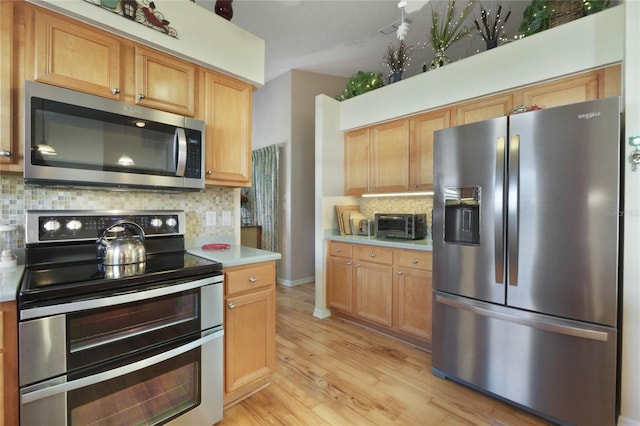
[374,213,428,240]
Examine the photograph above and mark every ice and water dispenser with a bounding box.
[443,186,481,245]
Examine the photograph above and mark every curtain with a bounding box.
[241,144,279,254]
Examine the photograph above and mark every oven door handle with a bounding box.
[20,274,223,320]
[21,328,223,404]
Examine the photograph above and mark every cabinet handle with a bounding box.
[111,87,120,95]
[369,253,376,257]
[356,263,360,268]
[206,170,212,175]
[397,271,404,276]
[228,303,236,309]
[137,93,145,100]
[346,261,352,266]
[411,259,418,264]
[0,150,10,157]
[336,248,342,253]
[414,184,419,189]
[249,277,257,283]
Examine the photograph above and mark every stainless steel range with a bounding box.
[18,210,224,426]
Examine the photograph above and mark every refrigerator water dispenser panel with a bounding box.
[444,186,481,245]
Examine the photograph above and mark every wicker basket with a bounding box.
[549,0,584,28]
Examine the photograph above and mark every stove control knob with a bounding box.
[43,219,61,232]
[66,220,82,231]
[165,217,177,228]
[150,218,163,228]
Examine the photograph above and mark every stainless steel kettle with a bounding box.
[97,221,146,266]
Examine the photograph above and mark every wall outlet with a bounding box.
[222,211,231,226]
[206,211,217,227]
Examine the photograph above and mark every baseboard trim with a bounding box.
[618,415,640,426]
[277,276,314,287]
[313,307,331,319]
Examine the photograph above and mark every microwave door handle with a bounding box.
[175,128,187,177]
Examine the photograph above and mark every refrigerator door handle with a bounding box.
[435,294,610,342]
[508,134,520,286]
[494,136,506,284]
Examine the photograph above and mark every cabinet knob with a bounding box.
[397,271,404,276]
[336,248,342,253]
[369,253,376,257]
[249,277,257,283]
[411,259,418,264]
[356,263,360,268]
[0,150,10,157]
[414,184,419,189]
[206,170,213,175]
[111,87,120,95]
[228,303,236,309]
[137,93,146,100]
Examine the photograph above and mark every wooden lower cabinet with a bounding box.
[393,249,433,342]
[1,301,18,426]
[326,241,432,348]
[223,261,276,407]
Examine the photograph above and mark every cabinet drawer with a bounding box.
[396,249,432,271]
[226,263,274,295]
[328,241,352,258]
[353,244,393,265]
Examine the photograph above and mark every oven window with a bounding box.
[68,349,201,425]
[67,289,200,371]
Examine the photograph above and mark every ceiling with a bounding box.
[193,1,531,84]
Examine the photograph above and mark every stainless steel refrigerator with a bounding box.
[432,97,621,426]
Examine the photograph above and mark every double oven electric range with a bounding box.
[18,210,224,426]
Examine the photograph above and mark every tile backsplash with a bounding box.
[0,174,236,250]
[360,196,433,225]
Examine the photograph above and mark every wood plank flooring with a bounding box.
[219,283,551,425]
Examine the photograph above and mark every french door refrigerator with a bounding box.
[432,97,621,426]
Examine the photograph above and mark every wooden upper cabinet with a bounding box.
[134,46,196,116]
[201,69,252,187]
[409,109,450,190]
[515,66,621,109]
[454,93,514,125]
[0,1,20,171]
[31,7,122,99]
[370,119,409,193]
[344,127,370,195]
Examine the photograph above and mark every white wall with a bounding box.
[315,5,639,425]
[29,0,265,87]
[252,71,346,286]
[620,1,640,425]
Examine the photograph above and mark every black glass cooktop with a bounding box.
[19,252,221,308]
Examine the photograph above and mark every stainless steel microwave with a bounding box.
[24,81,205,191]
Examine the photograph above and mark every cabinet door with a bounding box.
[454,93,513,125]
[354,261,393,327]
[344,128,370,195]
[409,109,451,190]
[370,119,409,193]
[225,286,275,393]
[517,70,602,109]
[0,1,19,171]
[1,302,18,426]
[134,46,196,116]
[394,267,432,341]
[202,70,252,187]
[32,8,122,98]
[327,255,353,312]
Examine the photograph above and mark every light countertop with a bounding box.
[325,231,433,251]
[0,265,24,303]
[187,245,281,267]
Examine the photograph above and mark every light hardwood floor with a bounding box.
[219,283,551,425]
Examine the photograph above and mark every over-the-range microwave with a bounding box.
[24,80,205,191]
